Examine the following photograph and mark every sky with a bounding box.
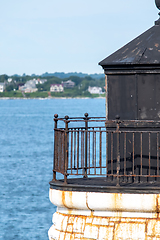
[0,0,159,76]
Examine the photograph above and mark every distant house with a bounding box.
[62,80,75,88]
[50,84,64,92]
[0,83,5,92]
[88,86,103,94]
[7,78,12,83]
[19,79,38,93]
[35,78,47,84]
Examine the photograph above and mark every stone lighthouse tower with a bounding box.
[48,1,160,239]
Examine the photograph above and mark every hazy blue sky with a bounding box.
[0,0,158,75]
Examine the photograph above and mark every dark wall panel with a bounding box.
[138,74,160,120]
[108,75,136,120]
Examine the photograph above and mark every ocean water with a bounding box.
[0,98,105,240]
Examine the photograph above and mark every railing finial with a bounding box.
[54,114,59,129]
[54,114,58,118]
[65,115,69,120]
[84,113,89,118]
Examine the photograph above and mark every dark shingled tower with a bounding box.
[99,0,160,121]
[98,0,160,182]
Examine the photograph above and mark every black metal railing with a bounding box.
[52,113,160,186]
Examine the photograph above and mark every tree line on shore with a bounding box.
[0,73,105,98]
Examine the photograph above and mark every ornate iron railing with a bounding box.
[52,113,160,186]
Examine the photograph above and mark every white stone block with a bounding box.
[59,232,65,240]
[52,212,59,225]
[74,233,83,239]
[68,216,75,224]
[73,216,85,233]
[84,225,99,239]
[86,217,93,224]
[92,217,103,225]
[48,225,60,240]
[62,215,69,231]
[54,214,68,231]
[65,233,72,240]
[147,220,160,237]
[114,223,146,240]
[98,226,114,240]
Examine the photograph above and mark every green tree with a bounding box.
[0,74,8,82]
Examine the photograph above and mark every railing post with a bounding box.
[84,113,89,178]
[53,114,58,181]
[64,115,69,184]
[116,115,120,186]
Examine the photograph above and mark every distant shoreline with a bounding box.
[0,96,105,100]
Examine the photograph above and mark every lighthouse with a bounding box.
[48,1,160,239]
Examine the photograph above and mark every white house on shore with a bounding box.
[19,79,38,93]
[62,80,75,88]
[50,84,64,92]
[7,78,12,83]
[35,78,47,84]
[88,86,102,94]
[0,83,5,92]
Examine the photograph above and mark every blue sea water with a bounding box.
[0,98,105,240]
